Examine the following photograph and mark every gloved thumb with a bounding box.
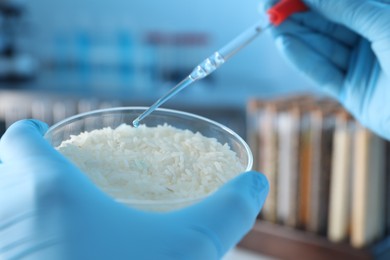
[0,119,63,162]
[302,0,388,42]
[177,171,269,258]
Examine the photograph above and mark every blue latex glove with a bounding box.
[0,119,269,260]
[263,0,390,139]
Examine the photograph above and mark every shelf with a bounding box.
[238,221,390,260]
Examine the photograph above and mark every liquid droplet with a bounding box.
[132,119,140,128]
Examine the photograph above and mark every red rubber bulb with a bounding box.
[267,0,308,26]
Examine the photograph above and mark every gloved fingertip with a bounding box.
[246,171,269,208]
[275,34,294,49]
[30,119,49,135]
[246,171,269,191]
[9,119,49,136]
[221,171,269,214]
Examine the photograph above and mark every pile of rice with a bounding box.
[57,123,245,201]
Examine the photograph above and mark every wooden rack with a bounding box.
[238,221,390,260]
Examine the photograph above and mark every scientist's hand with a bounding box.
[0,119,269,260]
[264,0,390,139]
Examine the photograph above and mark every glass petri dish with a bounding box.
[45,107,253,211]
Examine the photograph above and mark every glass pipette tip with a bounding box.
[132,21,270,127]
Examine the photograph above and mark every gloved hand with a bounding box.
[263,0,390,139]
[0,119,269,260]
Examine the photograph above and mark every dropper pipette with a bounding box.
[133,0,307,127]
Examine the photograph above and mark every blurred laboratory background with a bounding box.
[0,0,312,135]
[8,1,390,260]
[9,0,390,260]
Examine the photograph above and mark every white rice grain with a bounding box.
[57,123,245,201]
